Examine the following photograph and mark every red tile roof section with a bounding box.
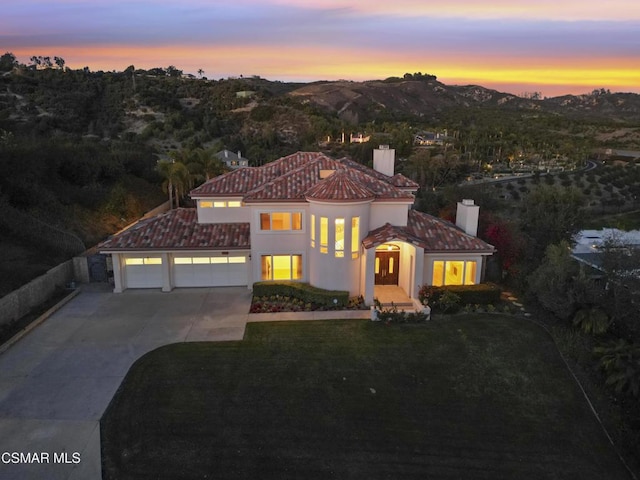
[190,151,415,203]
[304,170,375,202]
[98,208,250,251]
[362,210,494,253]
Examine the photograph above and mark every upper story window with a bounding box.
[335,218,344,257]
[320,216,328,253]
[260,212,303,231]
[200,200,242,208]
[351,217,360,259]
[310,214,316,247]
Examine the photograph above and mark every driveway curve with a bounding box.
[0,285,251,480]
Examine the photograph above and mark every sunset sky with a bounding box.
[3,0,639,97]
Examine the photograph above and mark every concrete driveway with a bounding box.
[0,285,251,480]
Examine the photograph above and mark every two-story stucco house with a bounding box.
[99,147,494,305]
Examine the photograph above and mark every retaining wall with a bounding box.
[0,260,75,327]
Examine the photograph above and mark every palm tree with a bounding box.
[157,157,192,209]
[187,147,225,184]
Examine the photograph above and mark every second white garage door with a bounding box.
[173,255,247,287]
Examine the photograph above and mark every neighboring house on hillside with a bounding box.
[572,228,640,272]
[99,147,494,305]
[216,149,249,169]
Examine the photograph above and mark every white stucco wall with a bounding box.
[369,202,410,229]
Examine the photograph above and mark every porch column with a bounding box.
[413,246,424,299]
[161,253,173,292]
[112,254,124,293]
[364,247,376,305]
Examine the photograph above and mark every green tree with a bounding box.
[527,241,580,320]
[594,339,640,397]
[520,185,583,260]
[0,52,18,72]
[187,147,225,183]
[156,159,191,208]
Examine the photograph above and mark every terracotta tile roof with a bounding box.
[98,208,250,251]
[190,151,415,203]
[304,170,375,202]
[190,152,325,197]
[391,173,419,189]
[362,210,494,253]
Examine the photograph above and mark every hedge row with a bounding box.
[419,283,501,306]
[252,281,349,308]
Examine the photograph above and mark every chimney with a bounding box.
[456,199,479,236]
[373,145,395,177]
[224,150,229,158]
[238,151,242,158]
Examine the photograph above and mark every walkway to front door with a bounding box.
[374,285,413,307]
[375,250,399,285]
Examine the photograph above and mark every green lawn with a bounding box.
[101,316,630,479]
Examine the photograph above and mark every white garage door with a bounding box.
[173,256,247,287]
[123,257,163,288]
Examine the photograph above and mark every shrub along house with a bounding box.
[99,147,494,305]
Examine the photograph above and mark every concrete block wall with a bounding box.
[0,260,75,328]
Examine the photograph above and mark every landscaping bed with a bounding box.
[101,316,632,480]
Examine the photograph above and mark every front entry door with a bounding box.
[375,251,400,285]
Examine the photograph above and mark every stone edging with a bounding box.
[0,288,80,355]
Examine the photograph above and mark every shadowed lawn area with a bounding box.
[101,316,630,479]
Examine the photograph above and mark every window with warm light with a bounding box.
[213,201,226,208]
[335,218,344,257]
[310,214,315,247]
[261,254,302,280]
[125,257,162,266]
[432,260,477,286]
[200,201,214,208]
[320,216,328,253]
[259,212,303,231]
[227,200,242,207]
[351,217,359,259]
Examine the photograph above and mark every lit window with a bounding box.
[320,217,328,254]
[432,261,444,286]
[351,217,360,259]
[292,212,302,230]
[174,257,192,265]
[260,213,271,230]
[271,212,291,230]
[192,257,210,264]
[261,254,302,280]
[143,257,162,265]
[228,256,246,264]
[125,258,144,266]
[259,212,303,231]
[210,257,228,264]
[432,260,477,286]
[213,201,226,208]
[335,218,344,257]
[200,201,214,208]
[464,261,477,285]
[310,214,315,248]
[228,201,242,208]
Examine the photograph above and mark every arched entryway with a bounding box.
[375,244,400,285]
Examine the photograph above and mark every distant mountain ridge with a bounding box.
[286,77,640,123]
